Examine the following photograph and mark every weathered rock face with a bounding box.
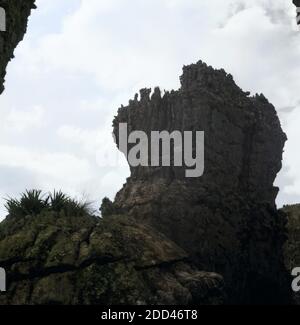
[0,0,36,94]
[113,61,290,304]
[0,213,224,305]
[282,204,300,304]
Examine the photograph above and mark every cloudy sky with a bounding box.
[0,0,299,219]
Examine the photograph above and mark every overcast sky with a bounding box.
[0,0,299,219]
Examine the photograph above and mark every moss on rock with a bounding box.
[0,213,224,305]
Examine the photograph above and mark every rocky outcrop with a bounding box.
[282,204,300,304]
[112,61,291,304]
[0,1,292,304]
[0,212,224,305]
[0,0,36,94]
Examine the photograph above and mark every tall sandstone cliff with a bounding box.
[113,61,291,303]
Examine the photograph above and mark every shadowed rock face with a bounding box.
[0,0,36,94]
[282,204,300,304]
[113,61,291,304]
[293,1,300,7]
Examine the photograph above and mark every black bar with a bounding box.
[0,305,296,323]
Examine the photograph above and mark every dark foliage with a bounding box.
[4,189,92,217]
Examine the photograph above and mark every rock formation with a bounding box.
[0,212,224,305]
[0,1,294,305]
[112,61,291,304]
[0,0,36,94]
[282,204,300,304]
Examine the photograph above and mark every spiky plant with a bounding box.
[49,190,92,215]
[19,190,49,215]
[4,197,23,217]
[62,198,92,216]
[49,190,70,213]
[4,190,93,218]
[5,189,48,217]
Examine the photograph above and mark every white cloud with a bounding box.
[5,106,45,132]
[0,145,92,185]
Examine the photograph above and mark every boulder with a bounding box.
[0,212,224,305]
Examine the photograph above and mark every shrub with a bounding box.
[4,190,93,217]
[100,197,115,217]
[49,190,70,213]
[5,189,48,217]
[4,197,23,217]
[60,197,92,216]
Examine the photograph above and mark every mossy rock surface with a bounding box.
[0,213,224,305]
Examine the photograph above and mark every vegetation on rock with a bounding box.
[4,190,92,218]
[100,197,116,218]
